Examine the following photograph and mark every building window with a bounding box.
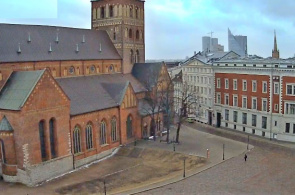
[86,123,93,150]
[262,98,267,112]
[130,6,133,17]
[274,104,279,111]
[252,97,257,110]
[69,66,75,75]
[285,103,295,115]
[225,109,229,121]
[129,29,133,39]
[130,49,134,63]
[233,95,238,107]
[262,81,268,93]
[286,123,290,133]
[233,111,238,123]
[90,65,96,73]
[242,96,247,108]
[109,5,114,17]
[225,79,229,89]
[262,116,267,129]
[126,115,133,138]
[252,129,255,134]
[242,80,247,91]
[100,121,107,145]
[136,30,139,40]
[252,80,257,92]
[262,131,265,137]
[73,126,81,154]
[274,82,279,94]
[242,113,247,124]
[252,114,257,127]
[49,118,56,158]
[135,50,139,63]
[217,78,220,88]
[243,127,246,132]
[275,121,277,126]
[233,79,237,90]
[101,6,105,18]
[109,64,114,72]
[111,118,117,142]
[286,84,295,95]
[39,120,47,161]
[135,7,138,19]
[293,124,295,134]
[217,93,221,104]
[225,94,229,105]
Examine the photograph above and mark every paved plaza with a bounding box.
[138,123,295,195]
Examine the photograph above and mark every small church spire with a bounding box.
[272,30,280,59]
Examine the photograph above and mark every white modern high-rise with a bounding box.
[228,28,247,57]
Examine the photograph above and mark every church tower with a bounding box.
[272,30,280,59]
[91,0,145,74]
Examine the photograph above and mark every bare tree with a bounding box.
[175,81,199,143]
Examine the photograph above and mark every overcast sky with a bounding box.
[0,0,295,60]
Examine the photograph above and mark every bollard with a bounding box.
[207,149,210,159]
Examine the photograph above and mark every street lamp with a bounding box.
[183,158,186,178]
[223,144,225,160]
[247,135,249,150]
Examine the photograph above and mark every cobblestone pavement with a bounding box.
[138,123,295,195]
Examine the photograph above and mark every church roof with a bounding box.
[0,23,121,63]
[56,74,146,116]
[0,70,45,110]
[132,63,163,88]
[0,116,13,131]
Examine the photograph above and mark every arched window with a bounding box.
[135,50,140,63]
[100,121,107,145]
[130,6,133,18]
[110,5,114,17]
[111,118,117,142]
[39,120,47,161]
[49,118,56,158]
[129,29,133,39]
[73,126,81,154]
[113,32,116,40]
[136,30,139,40]
[69,66,75,75]
[135,7,138,19]
[101,6,105,18]
[130,50,134,64]
[86,123,93,150]
[126,115,133,138]
[0,139,6,164]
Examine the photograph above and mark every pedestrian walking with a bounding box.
[244,154,247,161]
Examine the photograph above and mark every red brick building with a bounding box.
[0,0,170,185]
[214,58,295,142]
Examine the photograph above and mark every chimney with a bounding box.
[82,35,85,43]
[27,33,31,43]
[76,44,79,53]
[99,43,102,53]
[17,43,21,54]
[49,43,52,52]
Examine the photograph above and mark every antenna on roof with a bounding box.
[17,43,21,54]
[99,43,102,52]
[27,33,31,43]
[49,43,52,53]
[76,44,79,53]
[56,29,59,43]
[82,35,85,43]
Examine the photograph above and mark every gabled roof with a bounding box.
[0,116,13,131]
[0,23,121,63]
[132,63,163,88]
[0,70,45,110]
[101,82,129,105]
[56,74,145,116]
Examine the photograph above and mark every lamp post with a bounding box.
[247,135,249,150]
[183,158,186,178]
[223,144,225,160]
[103,180,106,195]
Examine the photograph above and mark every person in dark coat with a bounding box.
[244,154,247,161]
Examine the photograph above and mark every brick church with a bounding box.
[0,0,170,185]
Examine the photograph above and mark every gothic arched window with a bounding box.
[73,126,81,154]
[129,29,133,39]
[100,121,107,145]
[86,123,93,150]
[109,5,114,17]
[136,30,139,40]
[126,115,133,138]
[49,118,56,158]
[111,117,117,142]
[130,6,133,18]
[39,120,47,161]
[130,50,134,64]
[101,7,105,18]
